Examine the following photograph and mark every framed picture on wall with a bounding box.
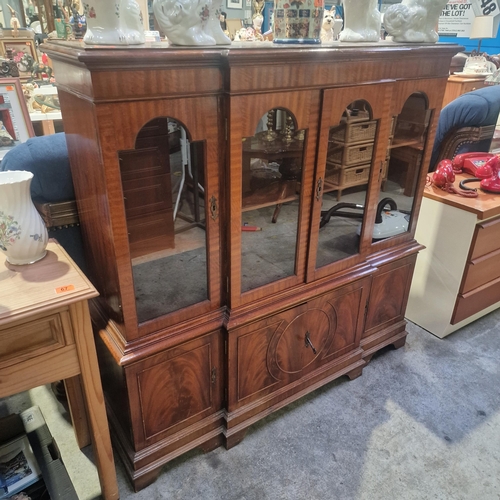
[0,78,35,161]
[227,0,243,9]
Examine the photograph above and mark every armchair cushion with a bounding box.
[430,85,500,170]
[0,132,75,203]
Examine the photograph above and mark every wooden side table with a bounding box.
[442,75,488,108]
[406,176,500,338]
[0,240,119,500]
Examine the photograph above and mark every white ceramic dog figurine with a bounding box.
[321,10,342,42]
[383,0,449,43]
[84,0,145,45]
[339,0,380,42]
[154,0,230,46]
[203,0,231,45]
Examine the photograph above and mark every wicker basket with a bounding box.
[325,164,370,188]
[343,165,370,186]
[328,142,374,166]
[330,120,377,145]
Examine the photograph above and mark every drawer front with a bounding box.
[460,248,500,294]
[452,276,500,324]
[0,310,73,368]
[460,80,485,94]
[470,215,500,260]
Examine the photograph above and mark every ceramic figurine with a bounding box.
[339,0,380,42]
[203,0,231,45]
[320,9,342,42]
[153,0,215,45]
[383,0,449,43]
[83,0,145,45]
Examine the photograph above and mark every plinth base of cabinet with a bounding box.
[360,322,408,363]
[223,352,365,450]
[108,406,225,492]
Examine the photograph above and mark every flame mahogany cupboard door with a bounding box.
[125,331,224,473]
[361,255,417,362]
[225,277,370,443]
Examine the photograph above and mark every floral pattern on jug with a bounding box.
[0,212,21,251]
[83,0,145,46]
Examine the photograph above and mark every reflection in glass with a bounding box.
[119,117,208,323]
[377,92,430,241]
[316,101,375,269]
[241,109,304,292]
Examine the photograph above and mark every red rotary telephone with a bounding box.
[451,153,500,193]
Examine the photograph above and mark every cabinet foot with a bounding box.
[199,434,223,453]
[224,428,247,450]
[392,336,406,350]
[346,364,363,380]
[133,467,162,492]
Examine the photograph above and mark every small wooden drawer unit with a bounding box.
[407,176,500,338]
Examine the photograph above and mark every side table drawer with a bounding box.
[0,310,74,368]
[461,248,500,294]
[460,80,484,94]
[452,276,500,324]
[470,215,500,259]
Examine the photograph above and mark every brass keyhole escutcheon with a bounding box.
[209,195,218,221]
[316,177,323,201]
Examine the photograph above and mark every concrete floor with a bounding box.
[2,307,499,500]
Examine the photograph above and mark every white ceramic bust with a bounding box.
[84,0,145,45]
[339,0,380,42]
[383,0,449,43]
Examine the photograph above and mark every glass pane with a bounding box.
[377,93,430,241]
[119,118,208,323]
[241,109,304,292]
[317,101,375,268]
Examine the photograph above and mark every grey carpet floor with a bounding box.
[2,298,499,500]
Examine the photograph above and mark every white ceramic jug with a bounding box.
[0,171,48,265]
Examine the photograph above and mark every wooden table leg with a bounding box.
[41,119,56,136]
[69,300,119,500]
[64,376,91,449]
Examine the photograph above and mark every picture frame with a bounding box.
[227,0,243,9]
[0,37,39,81]
[0,78,35,161]
[0,434,42,499]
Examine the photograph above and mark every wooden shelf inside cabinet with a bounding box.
[242,133,303,219]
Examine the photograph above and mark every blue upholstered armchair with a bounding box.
[429,85,500,171]
[0,133,86,272]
